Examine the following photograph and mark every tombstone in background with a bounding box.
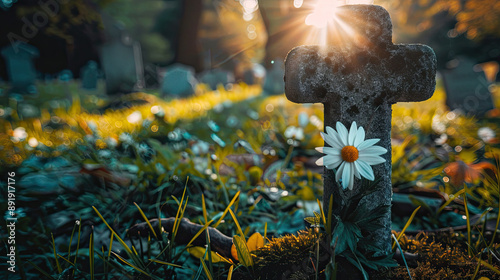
[242,63,266,85]
[199,69,234,90]
[161,63,198,97]
[143,63,160,89]
[284,5,436,274]
[100,20,144,95]
[58,69,73,82]
[263,60,285,95]
[81,60,99,90]
[442,57,495,116]
[1,43,39,95]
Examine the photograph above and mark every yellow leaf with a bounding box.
[187,246,222,263]
[478,277,490,280]
[233,235,254,267]
[247,232,264,252]
[231,243,238,261]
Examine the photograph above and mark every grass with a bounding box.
[0,80,499,279]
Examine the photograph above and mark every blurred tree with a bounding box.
[0,0,106,77]
[377,0,500,68]
[103,0,173,65]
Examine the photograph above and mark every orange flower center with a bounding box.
[341,146,359,162]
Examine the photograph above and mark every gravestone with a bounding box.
[284,4,436,262]
[100,21,144,95]
[161,63,198,97]
[1,43,39,95]
[81,60,99,90]
[58,69,73,82]
[442,57,494,116]
[242,63,266,85]
[199,69,234,90]
[263,60,285,95]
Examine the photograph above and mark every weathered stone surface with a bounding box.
[284,5,436,255]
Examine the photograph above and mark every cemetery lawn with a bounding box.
[1,80,500,279]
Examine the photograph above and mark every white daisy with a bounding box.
[315,121,387,190]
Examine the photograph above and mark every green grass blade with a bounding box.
[327,194,333,234]
[200,258,213,280]
[202,194,208,223]
[51,233,62,274]
[111,251,151,276]
[90,231,94,280]
[93,206,147,272]
[56,254,75,266]
[73,219,82,278]
[148,259,184,268]
[227,265,234,280]
[464,185,472,257]
[392,206,421,250]
[213,191,241,228]
[134,202,158,239]
[206,229,214,278]
[317,198,326,226]
[392,234,413,280]
[437,189,465,215]
[67,221,77,261]
[228,208,245,241]
[264,222,268,245]
[186,220,214,248]
[26,260,57,280]
[171,186,187,243]
[93,206,132,255]
[475,257,500,275]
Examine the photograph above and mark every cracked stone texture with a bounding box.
[284,5,437,255]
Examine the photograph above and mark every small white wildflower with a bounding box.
[478,127,495,143]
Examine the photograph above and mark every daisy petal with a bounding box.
[336,161,346,183]
[315,157,324,166]
[320,132,339,148]
[352,162,361,179]
[353,126,365,147]
[361,146,387,156]
[336,122,349,146]
[322,147,341,155]
[358,155,386,165]
[325,126,343,149]
[326,156,343,169]
[355,160,375,181]
[323,154,342,167]
[342,162,352,190]
[357,138,380,151]
[315,147,323,153]
[348,121,357,146]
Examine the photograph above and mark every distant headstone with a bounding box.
[161,63,198,97]
[199,69,234,90]
[1,43,39,95]
[58,69,73,82]
[100,21,144,95]
[242,63,266,85]
[442,58,494,116]
[81,60,99,90]
[263,60,285,95]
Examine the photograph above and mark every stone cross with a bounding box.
[284,5,436,256]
